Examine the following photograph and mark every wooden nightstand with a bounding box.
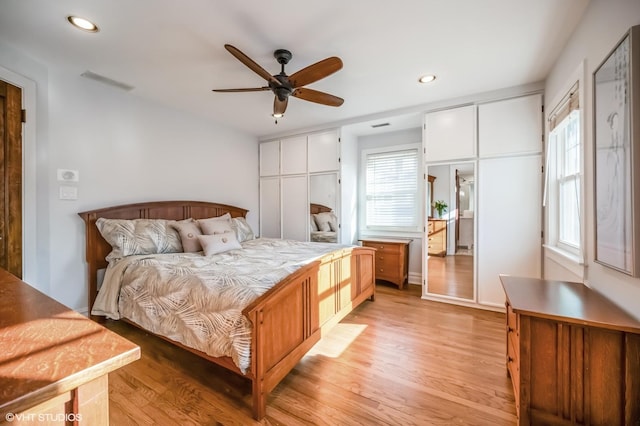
[359,238,411,289]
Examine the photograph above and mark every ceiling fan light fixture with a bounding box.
[418,74,436,84]
[272,113,284,118]
[67,16,99,33]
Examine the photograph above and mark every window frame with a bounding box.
[360,143,422,233]
[544,77,585,266]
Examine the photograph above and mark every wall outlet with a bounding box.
[59,185,78,200]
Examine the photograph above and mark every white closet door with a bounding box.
[308,130,339,173]
[424,105,476,162]
[259,177,281,238]
[281,136,307,175]
[259,140,280,177]
[282,175,308,241]
[477,155,542,307]
[478,94,542,157]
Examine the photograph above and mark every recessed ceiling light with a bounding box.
[418,74,436,84]
[67,16,99,33]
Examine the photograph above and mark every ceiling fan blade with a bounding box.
[274,96,288,116]
[289,57,343,88]
[293,87,344,107]
[224,44,281,87]
[212,87,270,92]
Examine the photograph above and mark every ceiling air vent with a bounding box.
[371,122,390,128]
[81,71,134,91]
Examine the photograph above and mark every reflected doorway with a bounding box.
[425,162,475,301]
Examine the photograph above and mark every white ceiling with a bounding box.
[0,0,590,138]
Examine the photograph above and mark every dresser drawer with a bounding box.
[363,241,401,254]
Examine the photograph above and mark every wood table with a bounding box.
[0,269,140,425]
[500,275,640,426]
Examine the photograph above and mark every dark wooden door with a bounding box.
[0,80,23,278]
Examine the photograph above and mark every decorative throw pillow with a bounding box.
[231,217,255,242]
[95,218,182,261]
[170,219,203,252]
[310,215,319,232]
[197,232,242,256]
[198,213,233,235]
[313,212,333,232]
[327,212,338,232]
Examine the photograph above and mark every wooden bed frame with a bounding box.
[310,202,333,214]
[78,200,375,420]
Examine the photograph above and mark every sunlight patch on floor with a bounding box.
[306,323,367,358]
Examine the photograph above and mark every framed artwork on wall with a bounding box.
[593,25,640,277]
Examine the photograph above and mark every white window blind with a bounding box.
[365,148,419,229]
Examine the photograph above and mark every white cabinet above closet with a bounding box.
[478,94,543,157]
[259,140,280,177]
[308,131,340,173]
[424,105,476,162]
[281,136,307,175]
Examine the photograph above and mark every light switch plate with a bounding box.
[57,169,79,182]
[59,185,78,200]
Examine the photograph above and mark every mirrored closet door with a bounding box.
[425,162,476,301]
[309,173,339,243]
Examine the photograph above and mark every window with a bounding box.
[363,147,419,230]
[545,83,582,258]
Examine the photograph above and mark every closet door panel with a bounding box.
[281,136,307,175]
[260,177,281,238]
[308,130,339,173]
[260,140,280,177]
[478,94,542,157]
[282,175,308,241]
[477,155,542,306]
[424,105,476,162]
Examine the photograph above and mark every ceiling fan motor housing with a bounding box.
[270,74,293,100]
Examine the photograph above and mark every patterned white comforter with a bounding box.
[92,238,348,373]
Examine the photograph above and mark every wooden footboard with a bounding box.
[242,246,375,419]
[79,200,375,420]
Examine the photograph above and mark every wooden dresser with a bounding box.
[360,238,410,289]
[0,269,140,425]
[500,276,640,426]
[427,219,447,256]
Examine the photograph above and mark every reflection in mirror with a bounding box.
[309,173,339,243]
[426,162,475,301]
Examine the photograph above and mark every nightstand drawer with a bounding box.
[363,242,401,254]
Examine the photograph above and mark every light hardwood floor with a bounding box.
[105,285,516,425]
[427,255,474,300]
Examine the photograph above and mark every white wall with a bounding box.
[357,127,424,284]
[544,0,640,319]
[1,43,259,311]
[337,129,359,245]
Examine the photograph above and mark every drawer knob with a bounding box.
[507,356,514,363]
[508,327,515,333]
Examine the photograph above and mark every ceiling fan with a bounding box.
[213,44,344,118]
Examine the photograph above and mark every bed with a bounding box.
[310,203,338,243]
[78,200,375,420]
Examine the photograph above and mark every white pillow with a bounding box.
[170,219,203,253]
[313,212,336,232]
[197,232,242,256]
[231,217,255,242]
[96,218,182,261]
[198,213,233,235]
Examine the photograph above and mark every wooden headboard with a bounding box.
[78,200,248,315]
[310,203,333,214]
